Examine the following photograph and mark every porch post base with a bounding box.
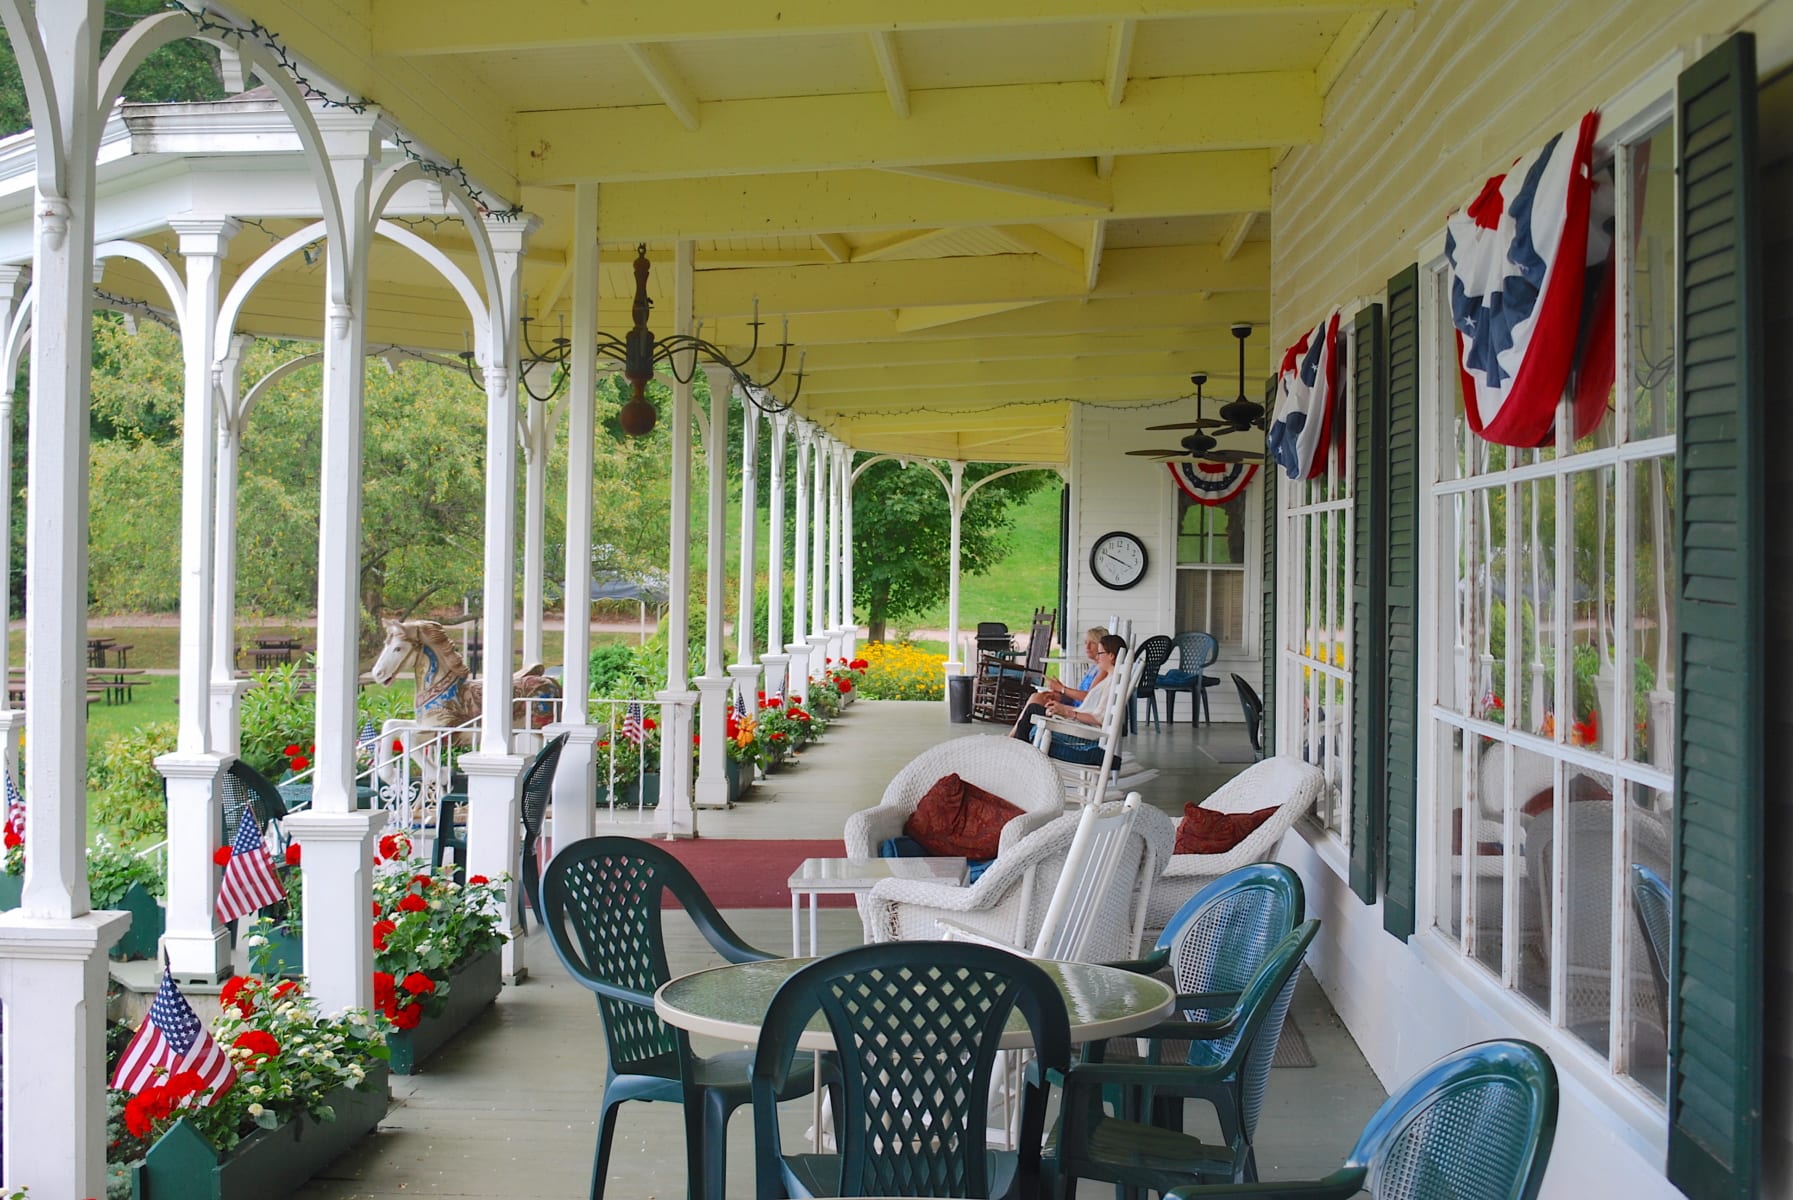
[208,678,256,758]
[727,663,761,709]
[654,690,699,838]
[693,675,732,809]
[460,752,528,981]
[783,643,811,700]
[804,634,830,687]
[544,721,600,850]
[153,750,231,982]
[759,653,790,704]
[284,810,384,1013]
[0,908,130,1199]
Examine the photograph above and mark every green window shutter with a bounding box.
[1382,265,1421,941]
[1670,32,1763,1200]
[1260,461,1276,756]
[1350,304,1388,904]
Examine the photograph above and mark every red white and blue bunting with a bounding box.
[1445,111,1613,447]
[1267,310,1343,480]
[1168,459,1258,506]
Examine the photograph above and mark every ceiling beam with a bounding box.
[891,159,1110,207]
[593,150,1271,239]
[802,352,1232,395]
[994,225,1086,274]
[371,0,1417,54]
[1104,20,1136,108]
[811,374,1200,408]
[815,233,853,263]
[799,329,1254,371]
[867,31,910,118]
[832,408,1073,436]
[1316,11,1383,97]
[849,228,956,261]
[894,302,1044,332]
[623,43,702,131]
[1084,219,1106,291]
[517,73,1320,183]
[1218,212,1255,261]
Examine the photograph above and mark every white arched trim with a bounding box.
[96,12,350,287]
[214,221,326,364]
[369,161,506,340]
[95,239,186,316]
[2,285,33,388]
[233,351,320,434]
[962,462,1060,503]
[0,2,65,193]
[372,218,489,343]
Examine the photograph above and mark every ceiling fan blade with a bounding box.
[1144,419,1231,431]
[1126,449,1186,458]
[1204,449,1268,464]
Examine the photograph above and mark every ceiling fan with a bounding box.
[1127,323,1269,464]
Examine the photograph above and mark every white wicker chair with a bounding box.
[841,734,1066,861]
[866,796,1176,963]
[1143,756,1327,931]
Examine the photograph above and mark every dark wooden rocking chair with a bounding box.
[970,606,1056,723]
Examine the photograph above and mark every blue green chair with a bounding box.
[1160,1039,1559,1199]
[1629,864,1672,1030]
[516,732,569,927]
[751,941,1070,1199]
[1052,920,1320,1195]
[540,836,832,1200]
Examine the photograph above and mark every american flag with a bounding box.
[111,958,236,1098]
[216,810,287,924]
[3,765,23,842]
[620,702,646,745]
[734,689,748,718]
[357,719,379,749]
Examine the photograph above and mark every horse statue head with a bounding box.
[369,619,561,731]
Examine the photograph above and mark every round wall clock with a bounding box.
[1089,531,1148,591]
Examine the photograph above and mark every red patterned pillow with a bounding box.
[904,774,1025,860]
[1175,802,1280,856]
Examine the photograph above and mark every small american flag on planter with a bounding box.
[111,958,236,1098]
[216,810,286,924]
[620,702,646,745]
[3,764,23,843]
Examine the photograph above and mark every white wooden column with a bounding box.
[826,440,845,666]
[464,216,535,978]
[0,267,26,781]
[284,113,385,1018]
[155,215,238,982]
[655,241,698,836]
[805,430,829,684]
[694,364,732,809]
[519,373,553,671]
[785,424,812,694]
[549,183,600,849]
[0,9,129,1198]
[944,460,968,684]
[729,398,762,705]
[760,412,791,700]
[208,334,255,754]
[843,444,858,662]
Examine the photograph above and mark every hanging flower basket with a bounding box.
[384,947,501,1074]
[128,1065,390,1200]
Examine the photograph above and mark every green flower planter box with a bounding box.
[724,756,754,804]
[385,948,503,1075]
[598,770,660,810]
[0,871,20,911]
[129,1064,390,1200]
[256,922,306,978]
[109,882,165,961]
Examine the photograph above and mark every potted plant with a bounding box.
[369,838,508,1074]
[595,705,660,809]
[0,825,21,911]
[112,972,388,1200]
[221,837,306,978]
[90,836,167,960]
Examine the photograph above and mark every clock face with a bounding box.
[1090,531,1148,590]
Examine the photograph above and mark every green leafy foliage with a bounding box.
[87,835,164,908]
[88,721,176,842]
[236,662,316,781]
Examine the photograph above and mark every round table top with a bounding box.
[655,955,1174,1052]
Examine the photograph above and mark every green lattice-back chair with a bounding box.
[540,836,832,1200]
[1161,1039,1559,1200]
[751,941,1071,1199]
[517,733,568,928]
[1053,919,1320,1194]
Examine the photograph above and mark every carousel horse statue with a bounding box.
[369,619,562,730]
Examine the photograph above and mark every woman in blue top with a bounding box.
[1010,634,1124,764]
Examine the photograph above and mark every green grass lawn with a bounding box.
[904,485,1061,635]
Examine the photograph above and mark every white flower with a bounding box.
[249,1085,264,1096]
[247,1103,264,1117]
[245,934,268,947]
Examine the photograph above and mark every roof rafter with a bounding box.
[1104,19,1136,108]
[518,72,1320,183]
[867,31,910,118]
[994,224,1085,274]
[888,159,1109,207]
[623,43,702,131]
[1218,211,1255,261]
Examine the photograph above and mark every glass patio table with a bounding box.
[655,955,1174,1052]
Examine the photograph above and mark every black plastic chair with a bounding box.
[518,733,569,927]
[540,837,833,1200]
[1630,864,1672,1032]
[1163,632,1221,726]
[1162,1039,1559,1200]
[220,758,289,848]
[1054,920,1320,1193]
[1232,674,1265,760]
[1130,635,1176,734]
[751,941,1070,1200]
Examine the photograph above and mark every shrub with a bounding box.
[857,641,945,700]
[89,721,177,842]
[237,662,315,779]
[88,835,164,908]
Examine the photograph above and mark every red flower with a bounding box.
[2,829,19,849]
[836,678,852,694]
[213,846,233,866]
[373,970,396,1013]
[642,717,657,731]
[691,734,700,747]
[398,893,428,914]
[389,1003,423,1030]
[468,874,490,886]
[372,901,383,917]
[372,919,397,951]
[762,698,782,709]
[378,833,411,861]
[391,738,405,754]
[410,874,434,891]
[1571,710,1599,746]
[850,658,868,670]
[789,695,803,706]
[771,732,787,742]
[402,971,436,996]
[219,975,256,1016]
[271,980,301,1002]
[284,844,301,866]
[231,1029,280,1066]
[124,1091,163,1137]
[288,755,310,771]
[283,744,301,757]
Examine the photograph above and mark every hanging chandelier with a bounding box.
[458,244,804,436]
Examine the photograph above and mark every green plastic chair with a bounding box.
[1629,864,1672,1030]
[540,836,832,1200]
[1053,919,1320,1195]
[220,759,289,849]
[1160,1039,1559,1199]
[517,732,569,927]
[751,941,1070,1200]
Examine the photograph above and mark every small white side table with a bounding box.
[787,856,968,955]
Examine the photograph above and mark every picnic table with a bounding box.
[251,637,309,670]
[86,666,146,705]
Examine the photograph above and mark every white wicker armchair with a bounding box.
[1143,756,1327,931]
[865,798,1176,963]
[841,735,1066,862]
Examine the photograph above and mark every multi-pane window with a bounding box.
[1423,117,1676,1103]
[1279,324,1355,843]
[1174,489,1247,651]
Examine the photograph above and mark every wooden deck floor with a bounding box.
[295,700,1387,1199]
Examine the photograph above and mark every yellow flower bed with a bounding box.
[857,641,946,701]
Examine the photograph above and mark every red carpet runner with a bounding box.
[655,838,855,909]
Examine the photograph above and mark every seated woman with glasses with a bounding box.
[1010,634,1125,765]
[1021,625,1108,710]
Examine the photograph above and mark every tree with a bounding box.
[850,459,1051,643]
